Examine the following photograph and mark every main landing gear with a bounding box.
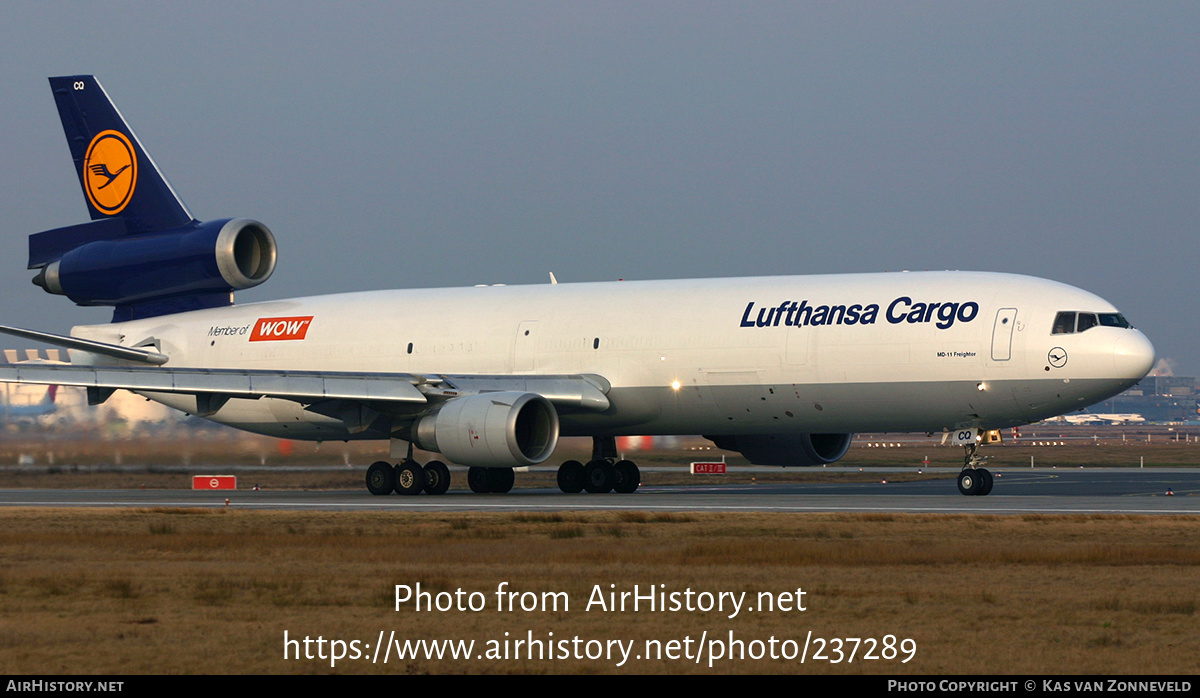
[556,437,640,494]
[467,466,515,494]
[365,459,451,496]
[957,439,994,496]
[366,437,641,496]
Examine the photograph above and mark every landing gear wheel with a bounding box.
[366,461,396,495]
[423,460,451,495]
[488,468,515,494]
[957,469,982,496]
[468,467,490,493]
[584,459,614,494]
[395,461,425,495]
[613,460,640,494]
[557,460,585,493]
[977,468,994,496]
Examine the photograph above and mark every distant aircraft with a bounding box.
[1100,414,1146,425]
[0,351,61,421]
[1055,413,1146,425]
[1056,414,1106,425]
[0,76,1156,496]
[1,384,57,420]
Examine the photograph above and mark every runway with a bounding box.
[1,468,1197,515]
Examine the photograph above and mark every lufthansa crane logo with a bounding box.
[83,130,137,215]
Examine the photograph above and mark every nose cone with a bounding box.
[1113,330,1156,381]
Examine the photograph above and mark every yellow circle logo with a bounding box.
[83,130,137,215]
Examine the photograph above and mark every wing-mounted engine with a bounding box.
[706,432,853,466]
[412,391,559,468]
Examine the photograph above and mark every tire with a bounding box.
[395,461,425,495]
[957,469,981,496]
[423,460,451,495]
[583,459,614,494]
[557,460,585,494]
[977,468,994,496]
[366,461,395,495]
[488,468,515,494]
[613,460,640,494]
[467,466,490,493]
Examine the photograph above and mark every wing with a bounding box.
[0,360,429,405]
[0,326,611,433]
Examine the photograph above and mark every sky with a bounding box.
[1,2,1197,374]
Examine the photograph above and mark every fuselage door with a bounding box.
[991,308,1018,361]
[514,320,538,371]
[785,328,809,365]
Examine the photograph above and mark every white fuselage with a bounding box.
[68,271,1155,441]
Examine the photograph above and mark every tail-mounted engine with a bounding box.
[30,217,276,321]
[31,76,279,322]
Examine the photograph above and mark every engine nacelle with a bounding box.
[413,391,559,468]
[706,433,853,467]
[33,218,276,310]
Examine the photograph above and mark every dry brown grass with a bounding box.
[0,509,1197,674]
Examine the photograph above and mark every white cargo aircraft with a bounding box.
[1056,413,1146,425]
[0,76,1156,497]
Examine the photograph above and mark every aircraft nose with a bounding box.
[1113,330,1156,381]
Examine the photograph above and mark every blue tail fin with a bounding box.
[29,76,277,322]
[48,75,194,233]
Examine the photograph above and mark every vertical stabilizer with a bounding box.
[48,75,194,233]
[29,77,277,322]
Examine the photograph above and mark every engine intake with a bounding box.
[32,218,276,313]
[414,391,560,468]
[706,433,853,467]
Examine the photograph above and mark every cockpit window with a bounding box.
[1099,313,1131,328]
[1053,310,1132,335]
[1052,311,1076,335]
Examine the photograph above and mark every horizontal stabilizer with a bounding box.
[29,218,127,270]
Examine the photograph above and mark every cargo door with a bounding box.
[991,308,1017,361]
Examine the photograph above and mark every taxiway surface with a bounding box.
[1,468,1197,515]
